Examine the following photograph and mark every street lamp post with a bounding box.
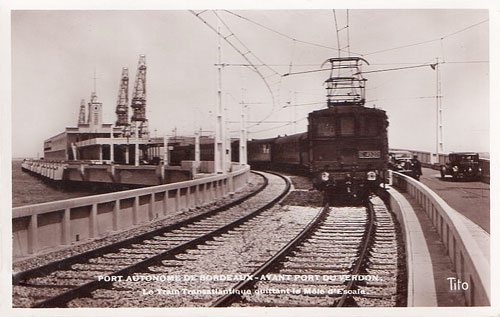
[215,26,226,174]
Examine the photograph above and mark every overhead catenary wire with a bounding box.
[288,39,296,75]
[248,122,292,134]
[367,61,488,65]
[282,101,325,108]
[192,11,487,137]
[331,9,342,80]
[213,10,284,128]
[364,38,441,56]
[224,10,363,56]
[331,9,356,81]
[228,120,294,124]
[207,60,487,71]
[218,60,487,67]
[190,10,281,129]
[332,9,341,59]
[364,18,488,56]
[283,60,487,78]
[357,63,436,74]
[284,63,435,77]
[361,60,489,76]
[442,60,489,64]
[346,9,351,56]
[213,11,281,77]
[366,96,437,103]
[365,57,437,93]
[442,19,489,38]
[248,116,308,134]
[283,68,334,77]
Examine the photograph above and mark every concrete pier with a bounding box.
[13,164,250,258]
[21,160,195,186]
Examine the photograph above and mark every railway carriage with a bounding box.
[247,137,274,168]
[272,133,309,171]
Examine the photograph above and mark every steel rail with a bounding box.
[335,200,375,307]
[212,200,376,307]
[211,203,331,307]
[26,171,290,308]
[14,171,268,286]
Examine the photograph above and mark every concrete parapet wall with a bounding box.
[391,171,490,306]
[181,160,216,174]
[13,165,250,258]
[21,159,191,185]
[383,185,437,306]
[182,161,244,175]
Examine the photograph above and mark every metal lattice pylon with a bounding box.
[78,99,86,124]
[115,67,129,127]
[131,55,149,138]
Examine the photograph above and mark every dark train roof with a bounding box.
[450,152,479,155]
[248,137,277,144]
[274,132,308,144]
[309,105,387,117]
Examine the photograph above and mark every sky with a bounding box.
[10,9,490,158]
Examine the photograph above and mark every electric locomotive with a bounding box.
[248,57,388,200]
[308,57,388,199]
[309,104,388,199]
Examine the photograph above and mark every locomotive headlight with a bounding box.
[452,166,459,172]
[321,171,330,182]
[479,168,482,172]
[367,171,377,181]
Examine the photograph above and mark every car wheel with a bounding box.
[440,167,446,179]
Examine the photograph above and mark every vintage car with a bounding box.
[440,152,482,181]
[388,151,412,170]
[388,151,423,180]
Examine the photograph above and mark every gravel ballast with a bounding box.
[66,205,320,307]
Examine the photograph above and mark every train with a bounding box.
[248,57,389,200]
[149,57,389,200]
[248,105,389,200]
[146,104,388,200]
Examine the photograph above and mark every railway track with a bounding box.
[12,171,290,308]
[212,196,399,307]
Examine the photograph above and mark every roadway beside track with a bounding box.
[387,171,490,306]
[418,167,490,233]
[386,187,464,306]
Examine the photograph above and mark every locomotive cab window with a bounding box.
[360,117,380,136]
[261,144,270,154]
[314,117,336,137]
[339,116,355,136]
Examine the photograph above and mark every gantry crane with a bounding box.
[130,55,149,138]
[115,67,130,127]
[78,99,86,125]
